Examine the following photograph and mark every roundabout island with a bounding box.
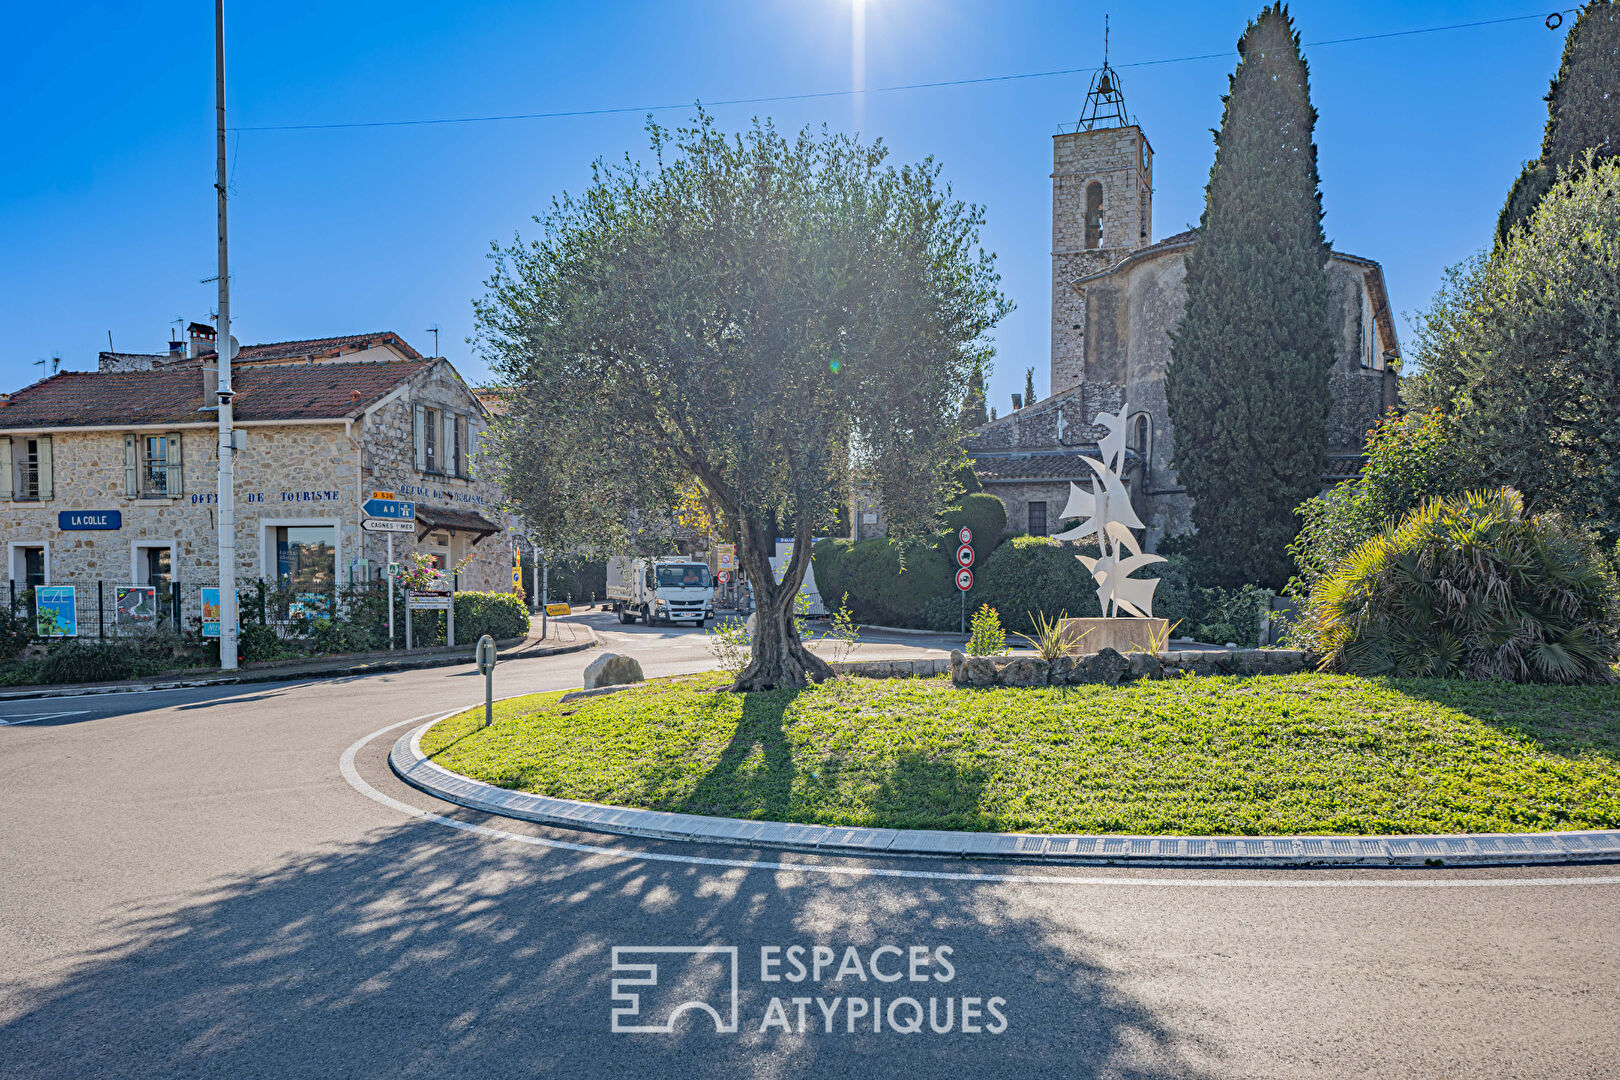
[397,669,1620,867]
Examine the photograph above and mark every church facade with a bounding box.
[967,80,1400,547]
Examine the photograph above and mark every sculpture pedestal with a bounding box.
[1058,617,1169,655]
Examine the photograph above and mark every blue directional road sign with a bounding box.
[363,497,415,521]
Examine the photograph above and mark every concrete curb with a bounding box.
[0,623,598,702]
[390,713,1620,869]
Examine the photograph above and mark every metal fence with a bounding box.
[6,578,185,641]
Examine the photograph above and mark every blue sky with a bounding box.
[1,1,1571,408]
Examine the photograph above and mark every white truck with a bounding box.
[606,556,715,626]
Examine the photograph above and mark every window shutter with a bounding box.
[413,405,426,471]
[124,433,138,497]
[36,436,52,501]
[0,438,11,501]
[165,432,183,497]
[442,412,455,477]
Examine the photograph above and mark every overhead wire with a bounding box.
[230,9,1579,134]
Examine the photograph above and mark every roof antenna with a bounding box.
[425,325,440,357]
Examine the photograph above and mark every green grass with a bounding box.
[420,673,1620,835]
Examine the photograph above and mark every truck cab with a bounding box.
[606,557,715,626]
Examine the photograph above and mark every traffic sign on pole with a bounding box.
[956,544,974,569]
[363,517,416,534]
[958,526,973,546]
[363,497,415,521]
[955,567,973,591]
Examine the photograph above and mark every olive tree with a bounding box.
[476,114,1007,690]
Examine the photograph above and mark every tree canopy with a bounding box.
[1496,1,1620,244]
[1165,3,1335,589]
[1406,155,1620,532]
[476,114,1008,688]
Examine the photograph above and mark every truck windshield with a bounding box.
[656,565,711,589]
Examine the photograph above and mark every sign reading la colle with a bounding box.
[58,510,123,530]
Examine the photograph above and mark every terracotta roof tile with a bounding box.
[0,361,430,429]
[236,331,422,362]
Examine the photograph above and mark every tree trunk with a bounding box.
[731,517,832,692]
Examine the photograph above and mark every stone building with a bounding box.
[0,326,512,629]
[968,60,1400,546]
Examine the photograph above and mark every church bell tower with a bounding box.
[1051,25,1153,395]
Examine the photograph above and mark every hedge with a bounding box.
[966,536,1102,635]
[453,591,531,641]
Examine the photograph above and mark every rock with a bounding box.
[582,652,644,690]
[949,650,967,682]
[959,656,997,687]
[1127,651,1164,680]
[1074,647,1131,685]
[997,657,1050,688]
[1047,654,1077,685]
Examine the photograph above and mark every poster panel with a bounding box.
[35,585,77,637]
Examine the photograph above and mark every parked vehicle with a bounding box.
[605,557,715,626]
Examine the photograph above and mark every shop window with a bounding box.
[272,526,337,593]
[0,436,53,501]
[123,433,183,498]
[1028,501,1048,537]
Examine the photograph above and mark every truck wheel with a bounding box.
[618,606,632,625]
[643,605,654,625]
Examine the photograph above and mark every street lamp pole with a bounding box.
[214,0,239,670]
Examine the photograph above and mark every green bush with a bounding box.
[1150,553,1273,648]
[239,622,298,664]
[454,591,530,642]
[1302,488,1620,682]
[968,536,1100,636]
[967,604,1008,655]
[1288,408,1468,596]
[811,535,956,629]
[0,603,30,660]
[35,641,159,685]
[943,493,1007,548]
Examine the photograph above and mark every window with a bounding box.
[1084,181,1104,250]
[123,433,182,498]
[8,544,47,586]
[134,545,173,591]
[1028,501,1048,537]
[1130,413,1151,463]
[272,526,337,592]
[657,565,712,589]
[0,436,53,501]
[415,405,473,477]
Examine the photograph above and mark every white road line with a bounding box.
[340,716,1620,890]
[0,710,91,726]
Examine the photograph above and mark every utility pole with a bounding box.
[215,0,239,670]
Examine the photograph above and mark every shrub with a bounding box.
[966,604,1008,656]
[1302,488,1620,683]
[1151,553,1272,648]
[969,536,1100,636]
[240,622,298,664]
[0,603,31,660]
[942,493,1007,549]
[1288,408,1469,595]
[454,591,530,642]
[811,535,955,629]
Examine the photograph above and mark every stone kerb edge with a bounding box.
[389,715,1620,869]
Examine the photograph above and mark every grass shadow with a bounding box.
[1375,676,1620,763]
[866,749,994,831]
[678,688,801,819]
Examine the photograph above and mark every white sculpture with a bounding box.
[1051,404,1165,617]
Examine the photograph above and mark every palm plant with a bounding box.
[1302,488,1619,683]
[1014,610,1078,663]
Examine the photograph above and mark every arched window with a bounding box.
[1129,412,1151,468]
[1084,182,1104,250]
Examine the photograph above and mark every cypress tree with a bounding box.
[1496,1,1620,244]
[1023,367,1037,408]
[1165,4,1334,589]
[960,358,989,427]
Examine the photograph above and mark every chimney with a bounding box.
[187,321,218,360]
[169,340,186,359]
[1011,393,1023,411]
[203,357,219,401]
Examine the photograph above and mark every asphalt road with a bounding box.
[1,613,1615,1078]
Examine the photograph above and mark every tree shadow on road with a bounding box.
[0,808,1220,1080]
